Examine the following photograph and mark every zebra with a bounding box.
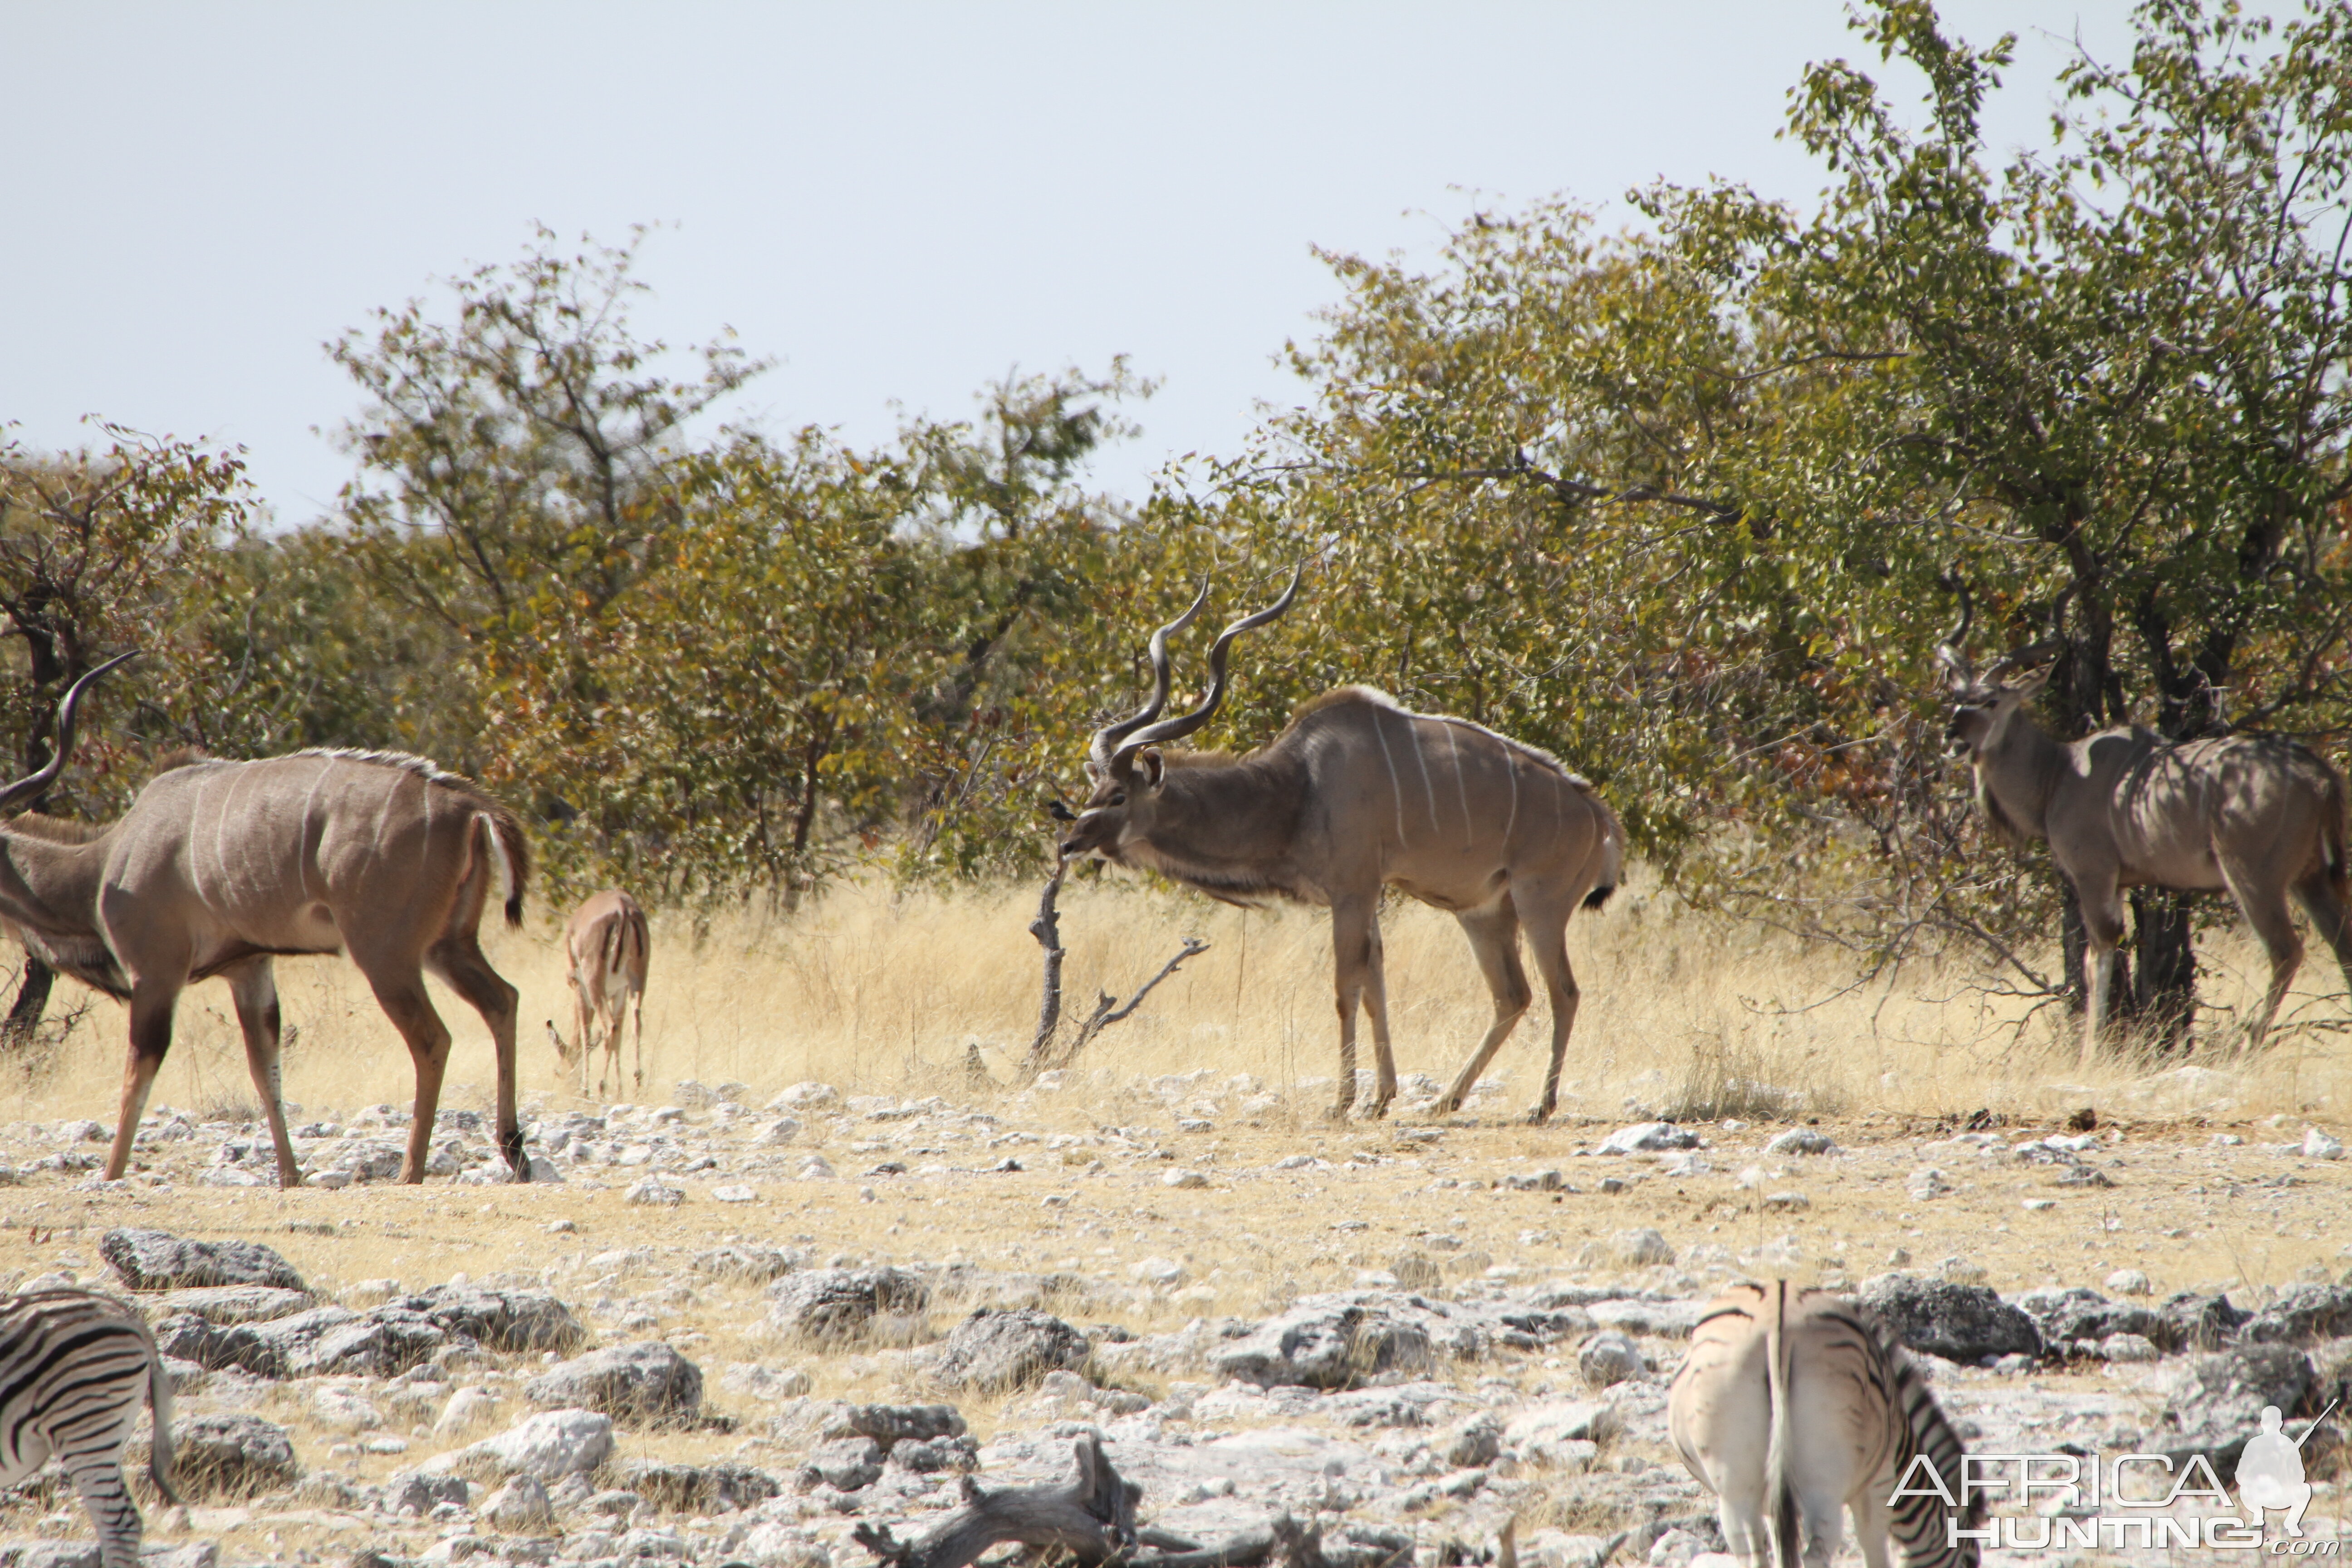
[1,1287,181,1568]
[1667,1280,1980,1568]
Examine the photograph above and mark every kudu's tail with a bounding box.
[476,807,531,928]
[601,901,649,986]
[1583,802,1626,911]
[1764,1281,1800,1568]
[2324,761,2350,896]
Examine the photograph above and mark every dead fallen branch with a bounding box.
[1051,935,1211,1072]
[1021,855,1208,1080]
[851,1435,1375,1568]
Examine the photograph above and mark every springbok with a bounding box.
[1670,1280,1979,1568]
[0,657,531,1186]
[549,888,650,1097]
[1939,600,2352,1063]
[1056,573,1622,1123]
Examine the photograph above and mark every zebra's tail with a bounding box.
[141,1311,181,1507]
[1764,1280,1798,1568]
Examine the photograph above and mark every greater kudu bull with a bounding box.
[1058,574,1623,1122]
[1939,605,2352,1063]
[0,658,532,1186]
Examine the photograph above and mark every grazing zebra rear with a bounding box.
[1668,1280,1978,1568]
[1,1288,180,1568]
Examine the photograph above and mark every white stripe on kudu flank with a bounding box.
[370,763,402,860]
[1502,748,1520,846]
[1370,707,1408,848]
[1447,724,1474,847]
[1406,717,1441,834]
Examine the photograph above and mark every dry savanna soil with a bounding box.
[1,878,2350,1567]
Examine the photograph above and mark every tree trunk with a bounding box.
[2060,883,2089,1017]
[2132,888,2197,1055]
[0,958,54,1051]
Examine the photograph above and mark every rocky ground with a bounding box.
[2,1069,2350,1568]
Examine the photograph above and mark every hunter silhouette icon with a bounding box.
[2238,1400,2337,1537]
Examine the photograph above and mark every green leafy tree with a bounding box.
[0,423,258,1039]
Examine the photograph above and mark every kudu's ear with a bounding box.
[1136,748,1166,789]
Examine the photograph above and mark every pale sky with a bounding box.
[4,2,2140,525]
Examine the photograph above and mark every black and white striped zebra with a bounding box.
[1667,1279,1980,1568]
[1,1287,181,1568]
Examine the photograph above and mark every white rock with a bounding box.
[2105,1268,2154,1297]
[713,1185,758,1203]
[1936,1256,1988,1285]
[2303,1128,2344,1160]
[1764,1127,1835,1156]
[460,1408,615,1479]
[309,1382,382,1431]
[1503,1400,1617,1460]
[757,1117,803,1147]
[344,1278,403,1307]
[1598,1122,1699,1155]
[435,1387,499,1437]
[625,1177,684,1207]
[797,1156,836,1180]
[1649,1528,1706,1568]
[1906,1167,1954,1200]
[1613,1228,1675,1266]
[1162,1169,1209,1190]
[2100,1333,2161,1363]
[1128,1256,1188,1287]
[768,1082,840,1112]
[480,1473,555,1531]
[1272,1154,1314,1171]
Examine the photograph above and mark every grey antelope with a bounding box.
[0,657,532,1187]
[1669,1280,1979,1568]
[1056,573,1623,1123]
[549,887,650,1097]
[0,1287,180,1568]
[1938,598,2352,1064]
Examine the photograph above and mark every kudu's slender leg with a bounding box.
[431,935,526,1179]
[1361,914,1397,1117]
[629,982,647,1093]
[1328,895,1381,1121]
[1434,899,1530,1117]
[105,979,185,1182]
[224,958,301,1186]
[2078,877,2128,1069]
[2291,869,2352,1000]
[1517,889,1582,1124]
[350,947,453,1182]
[572,977,597,1098]
[2220,855,2303,1054]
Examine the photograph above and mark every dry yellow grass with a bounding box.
[10,867,2348,1130]
[1,870,2347,1565]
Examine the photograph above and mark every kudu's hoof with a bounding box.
[1524,1105,1553,1127]
[1324,1102,1354,1124]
